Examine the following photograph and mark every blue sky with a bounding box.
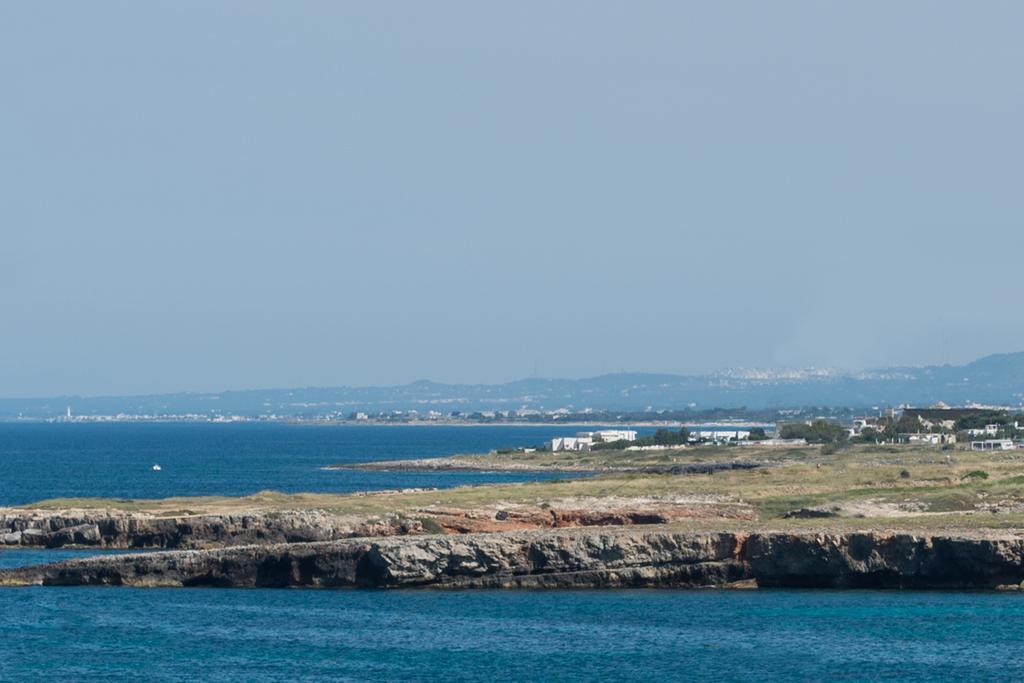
[3,2,1023,396]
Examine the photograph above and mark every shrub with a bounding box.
[962,470,989,481]
[899,469,911,479]
[854,427,882,444]
[418,517,446,534]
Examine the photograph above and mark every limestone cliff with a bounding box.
[0,510,420,549]
[4,529,1023,590]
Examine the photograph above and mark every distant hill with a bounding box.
[3,352,1024,418]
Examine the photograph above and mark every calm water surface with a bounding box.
[0,423,618,505]
[1,587,1023,681]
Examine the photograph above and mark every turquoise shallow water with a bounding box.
[2,586,1023,682]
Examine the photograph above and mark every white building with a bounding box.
[589,430,637,443]
[905,433,951,446]
[971,439,1015,451]
[551,436,594,452]
[551,429,637,452]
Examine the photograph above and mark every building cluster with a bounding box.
[846,403,1024,450]
[548,427,792,451]
[551,430,638,452]
[49,406,265,424]
[43,401,1024,455]
[339,408,572,422]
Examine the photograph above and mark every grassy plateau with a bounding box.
[16,444,1024,532]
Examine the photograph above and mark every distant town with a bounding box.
[4,351,1024,422]
[539,402,1024,453]
[38,401,1024,452]
[40,404,807,426]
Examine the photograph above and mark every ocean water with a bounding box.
[1,585,1023,682]
[5,425,1021,682]
[0,423,619,505]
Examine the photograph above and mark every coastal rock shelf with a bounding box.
[4,529,1024,590]
[0,510,421,549]
[0,499,755,548]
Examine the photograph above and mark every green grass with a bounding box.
[15,444,1024,532]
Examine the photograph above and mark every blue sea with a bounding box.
[1,571,1023,682]
[3,424,1023,682]
[0,422,620,505]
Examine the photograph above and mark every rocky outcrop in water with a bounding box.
[4,529,1024,590]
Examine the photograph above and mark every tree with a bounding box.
[877,416,896,442]
[747,427,767,441]
[779,423,807,440]
[954,411,1012,431]
[894,414,923,434]
[809,419,848,445]
[854,427,881,444]
[652,428,678,445]
[779,420,847,445]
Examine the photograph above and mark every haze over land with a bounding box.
[4,352,1024,418]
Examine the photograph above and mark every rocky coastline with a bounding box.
[4,528,1024,590]
[337,459,763,475]
[0,498,757,549]
[0,510,422,549]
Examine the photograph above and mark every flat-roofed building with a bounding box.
[551,436,593,452]
[971,439,1015,451]
[589,429,637,443]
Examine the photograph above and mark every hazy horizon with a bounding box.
[4,3,1023,397]
[3,349,1021,401]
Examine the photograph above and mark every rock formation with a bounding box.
[4,529,1024,590]
[0,510,421,549]
[0,499,755,548]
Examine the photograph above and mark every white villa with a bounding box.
[551,429,637,452]
[971,439,1016,451]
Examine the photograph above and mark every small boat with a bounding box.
[152,464,162,471]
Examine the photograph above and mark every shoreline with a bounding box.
[327,459,762,475]
[0,419,775,429]
[7,443,1024,591]
[5,527,1024,590]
